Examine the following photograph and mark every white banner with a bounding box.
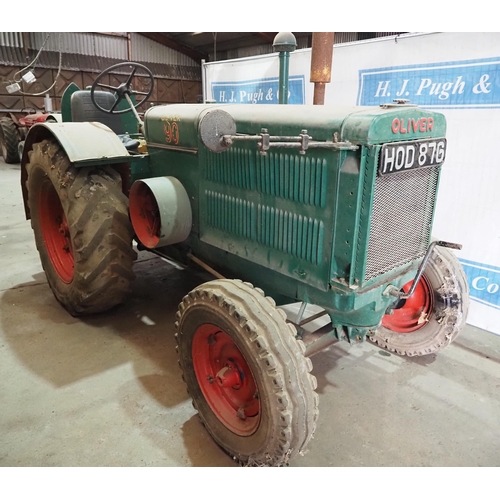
[204,49,313,104]
[203,33,500,334]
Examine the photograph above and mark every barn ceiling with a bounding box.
[138,32,313,63]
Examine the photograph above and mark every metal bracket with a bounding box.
[221,128,358,156]
[384,240,462,302]
[380,98,418,109]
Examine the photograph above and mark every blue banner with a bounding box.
[211,76,305,105]
[358,57,500,109]
[459,259,500,310]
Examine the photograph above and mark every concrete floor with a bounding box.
[1,157,500,467]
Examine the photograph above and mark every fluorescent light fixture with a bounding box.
[6,82,21,93]
[22,71,36,84]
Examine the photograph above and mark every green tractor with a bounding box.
[20,62,469,466]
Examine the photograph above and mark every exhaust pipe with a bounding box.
[310,32,335,105]
[273,32,297,105]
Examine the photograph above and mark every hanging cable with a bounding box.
[17,33,64,96]
[12,33,51,83]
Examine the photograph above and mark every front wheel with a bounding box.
[26,139,136,315]
[175,279,319,466]
[370,246,469,356]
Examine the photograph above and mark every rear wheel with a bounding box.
[18,140,25,161]
[26,139,136,315]
[175,279,319,466]
[370,246,469,356]
[0,117,20,163]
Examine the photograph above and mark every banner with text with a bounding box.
[212,76,306,105]
[204,50,313,104]
[358,57,500,108]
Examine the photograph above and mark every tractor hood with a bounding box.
[143,103,446,152]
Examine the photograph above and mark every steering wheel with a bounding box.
[90,62,154,115]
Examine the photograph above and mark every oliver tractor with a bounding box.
[19,62,469,466]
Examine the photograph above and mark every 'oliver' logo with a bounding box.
[391,117,434,134]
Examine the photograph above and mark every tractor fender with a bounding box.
[20,122,131,219]
[45,112,63,123]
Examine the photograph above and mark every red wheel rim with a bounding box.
[129,181,161,248]
[39,180,74,283]
[382,275,434,333]
[192,324,260,436]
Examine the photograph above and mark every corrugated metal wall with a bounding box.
[130,33,199,67]
[223,35,311,60]
[0,32,202,114]
[30,32,128,59]
[0,32,23,47]
[218,33,407,60]
[334,32,406,44]
[0,32,200,74]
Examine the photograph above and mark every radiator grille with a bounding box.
[257,206,324,264]
[206,149,327,207]
[205,191,256,240]
[364,166,440,281]
[207,148,255,191]
[256,152,327,207]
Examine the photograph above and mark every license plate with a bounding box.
[379,138,447,175]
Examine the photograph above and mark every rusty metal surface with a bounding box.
[310,33,335,84]
[312,83,326,106]
[310,33,335,105]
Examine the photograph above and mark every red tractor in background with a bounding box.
[0,109,61,163]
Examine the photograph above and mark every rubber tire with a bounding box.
[18,140,25,161]
[26,139,136,316]
[0,117,20,164]
[370,246,469,356]
[175,279,319,466]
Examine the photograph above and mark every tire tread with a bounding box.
[26,139,136,316]
[176,279,319,466]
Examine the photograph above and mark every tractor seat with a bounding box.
[70,90,124,135]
